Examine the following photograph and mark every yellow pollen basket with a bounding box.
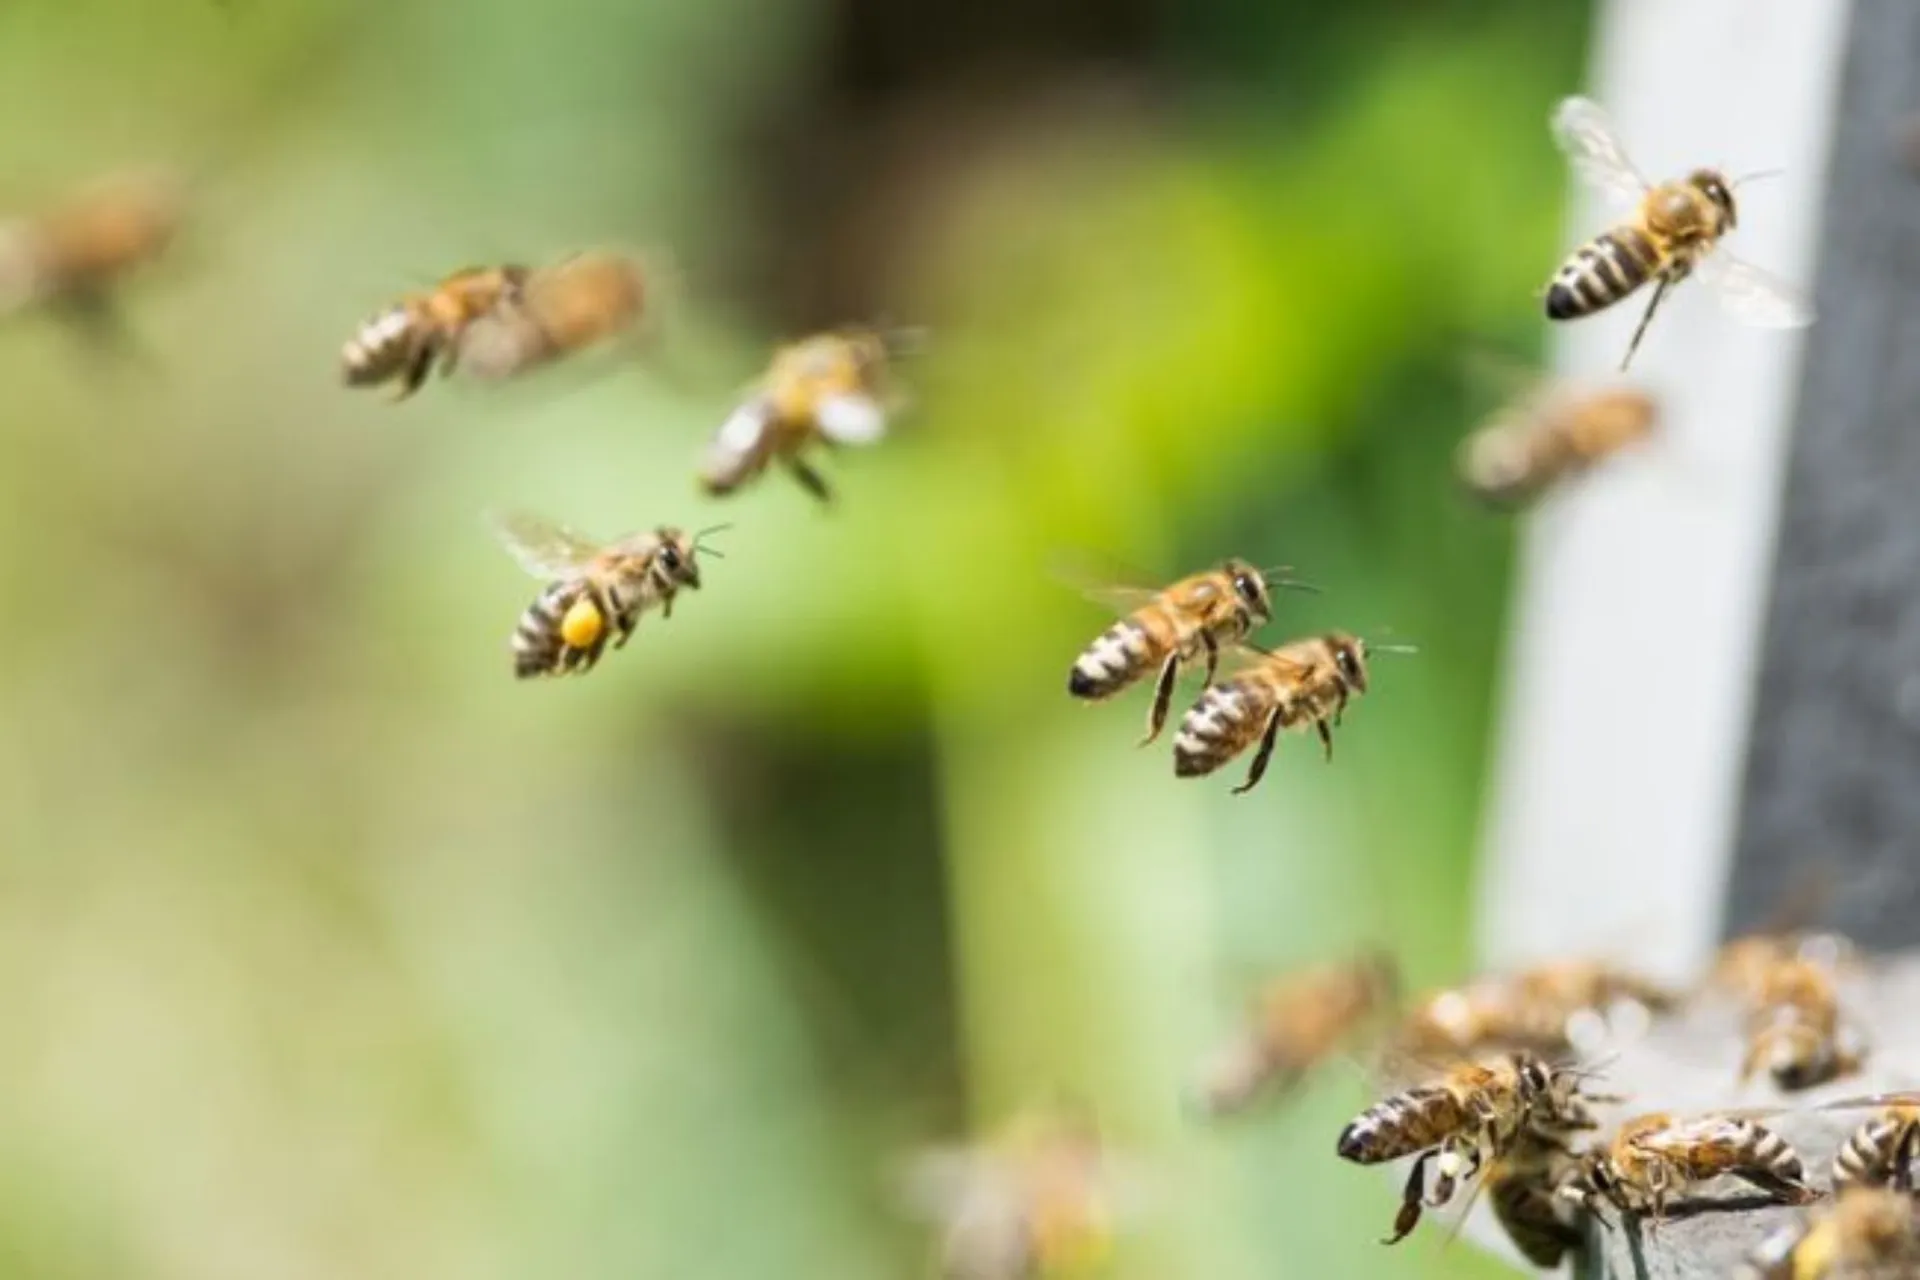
[560,595,606,649]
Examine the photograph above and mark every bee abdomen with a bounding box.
[512,582,580,679]
[1068,620,1155,699]
[1545,227,1658,320]
[1743,1122,1807,1183]
[1831,1117,1902,1189]
[1173,681,1258,777]
[342,306,419,384]
[1337,1088,1459,1164]
[1489,1176,1579,1269]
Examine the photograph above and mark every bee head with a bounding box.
[1327,632,1369,694]
[1689,168,1738,230]
[1513,1052,1554,1100]
[652,527,703,590]
[1222,558,1272,623]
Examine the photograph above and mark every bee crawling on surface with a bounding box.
[341,264,530,399]
[1456,381,1660,510]
[490,510,724,680]
[899,1105,1145,1280]
[1171,632,1413,794]
[0,167,185,350]
[1190,951,1397,1118]
[1546,95,1813,370]
[1336,1052,1606,1246]
[699,326,911,505]
[1560,1110,1815,1227]
[1067,559,1315,746]
[1742,1185,1920,1280]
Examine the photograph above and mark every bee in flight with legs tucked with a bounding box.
[490,510,724,679]
[1067,559,1314,746]
[699,327,910,505]
[1560,1110,1815,1227]
[1456,380,1660,510]
[341,264,530,400]
[1546,96,1813,370]
[1172,632,1412,793]
[456,248,651,383]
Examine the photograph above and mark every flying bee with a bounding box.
[1456,381,1660,509]
[899,1106,1145,1280]
[1190,951,1398,1117]
[341,264,530,400]
[490,510,724,679]
[700,327,908,505]
[1561,1111,1815,1225]
[1068,560,1316,746]
[1172,632,1413,794]
[1546,96,1813,370]
[1337,1052,1603,1245]
[0,167,184,347]
[1744,1186,1920,1280]
[1394,959,1677,1062]
[1738,956,1865,1092]
[1830,1099,1920,1192]
[456,249,651,382]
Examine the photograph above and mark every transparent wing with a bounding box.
[1047,549,1164,615]
[1551,96,1650,207]
[1217,642,1313,680]
[1697,252,1816,328]
[488,509,604,580]
[814,390,888,445]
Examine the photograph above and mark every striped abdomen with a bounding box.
[341,302,425,385]
[1545,226,1661,320]
[1832,1111,1918,1190]
[1488,1169,1580,1268]
[1693,1120,1806,1189]
[1171,677,1273,777]
[1337,1087,1467,1164]
[1068,613,1170,700]
[512,580,615,679]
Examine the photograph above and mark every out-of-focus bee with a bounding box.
[1546,96,1813,370]
[1485,1130,1588,1269]
[699,327,906,505]
[1337,1052,1602,1245]
[1172,632,1411,794]
[1708,930,1858,1001]
[1743,1186,1920,1280]
[1191,951,1398,1117]
[1561,1111,1815,1223]
[1393,959,1677,1062]
[1456,381,1660,509]
[1831,1099,1920,1192]
[341,265,530,400]
[900,1106,1144,1280]
[1069,560,1315,746]
[456,249,651,383]
[490,510,722,679]
[0,168,184,343]
[1738,957,1865,1092]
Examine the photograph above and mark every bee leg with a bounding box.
[786,458,834,505]
[1231,709,1284,795]
[1619,275,1674,373]
[1739,1167,1815,1205]
[394,340,435,401]
[1139,655,1181,746]
[1384,1151,1437,1245]
[1202,633,1220,686]
[1315,718,1335,762]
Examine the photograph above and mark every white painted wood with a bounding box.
[1475,0,1852,983]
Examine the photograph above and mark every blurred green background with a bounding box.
[0,0,1592,1276]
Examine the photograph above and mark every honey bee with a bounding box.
[1739,957,1865,1092]
[1394,959,1677,1062]
[456,249,650,382]
[1831,1100,1920,1192]
[1456,381,1660,509]
[1485,1130,1588,1269]
[1547,96,1813,370]
[1709,930,1858,1001]
[1562,1111,1815,1224]
[900,1107,1143,1280]
[490,510,722,679]
[1069,560,1314,746]
[1336,1052,1602,1245]
[1743,1186,1920,1280]
[0,168,184,344]
[699,327,904,505]
[1172,632,1411,794]
[1191,951,1398,1117]
[341,265,530,400]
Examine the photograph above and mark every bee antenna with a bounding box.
[692,522,733,557]
[1732,167,1784,188]
[1371,643,1421,657]
[1260,565,1322,594]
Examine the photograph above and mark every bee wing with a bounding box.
[1046,549,1166,614]
[1217,642,1314,679]
[1551,96,1651,207]
[1696,252,1816,329]
[815,390,888,445]
[488,510,605,580]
